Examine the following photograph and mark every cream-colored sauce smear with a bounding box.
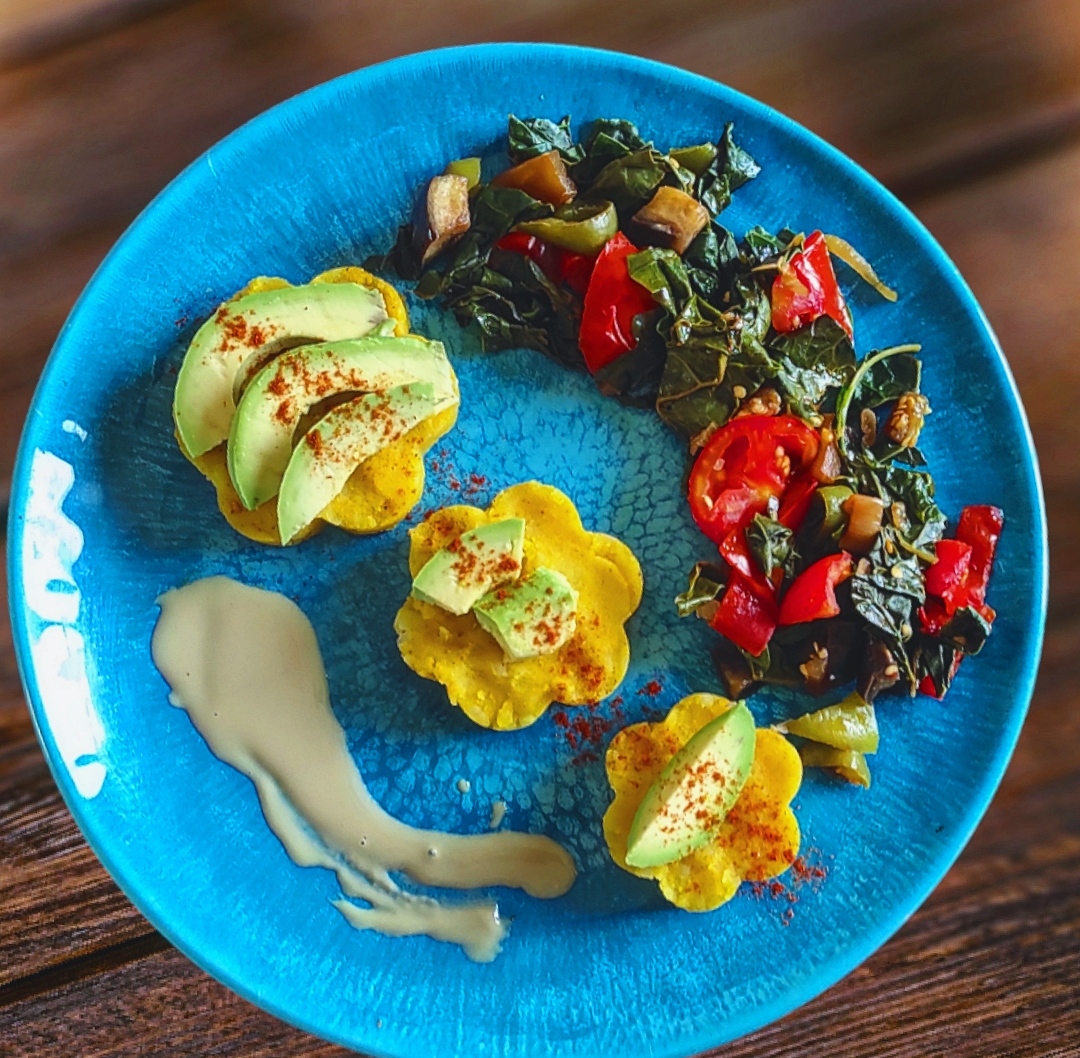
[151,576,576,962]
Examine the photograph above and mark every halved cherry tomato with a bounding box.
[771,230,853,339]
[579,231,655,373]
[709,571,778,657]
[777,552,853,626]
[688,416,820,544]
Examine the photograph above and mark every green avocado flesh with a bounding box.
[781,692,879,754]
[173,281,388,458]
[276,381,454,545]
[473,567,578,660]
[227,334,456,511]
[411,519,526,615]
[625,702,756,869]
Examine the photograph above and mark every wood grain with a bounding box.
[2,1,1079,1055]
[1,768,1075,1056]
[4,0,1080,262]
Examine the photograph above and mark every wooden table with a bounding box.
[1,2,1078,1054]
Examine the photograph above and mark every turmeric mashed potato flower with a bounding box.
[603,693,802,911]
[181,267,457,545]
[395,482,643,730]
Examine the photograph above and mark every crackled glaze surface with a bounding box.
[7,44,1045,1058]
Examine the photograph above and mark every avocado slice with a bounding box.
[277,382,454,545]
[473,567,578,660]
[411,520,525,615]
[174,282,389,458]
[227,334,456,511]
[625,703,756,869]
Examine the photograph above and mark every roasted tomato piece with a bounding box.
[771,230,853,339]
[688,416,820,544]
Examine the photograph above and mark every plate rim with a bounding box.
[6,41,1049,1058]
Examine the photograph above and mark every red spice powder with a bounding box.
[638,679,663,697]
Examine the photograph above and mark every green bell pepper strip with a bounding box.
[780,691,879,753]
[799,743,872,788]
[444,157,481,190]
[515,200,618,256]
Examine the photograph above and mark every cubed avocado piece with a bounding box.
[473,567,578,660]
[625,702,755,868]
[411,519,525,615]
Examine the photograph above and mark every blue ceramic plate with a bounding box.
[9,44,1046,1058]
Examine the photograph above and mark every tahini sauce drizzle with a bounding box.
[151,576,576,961]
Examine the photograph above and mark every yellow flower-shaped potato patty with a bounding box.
[603,693,802,912]
[394,482,643,730]
[180,268,457,544]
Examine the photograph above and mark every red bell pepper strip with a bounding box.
[688,416,820,544]
[777,552,853,626]
[710,571,778,657]
[496,233,596,294]
[496,232,563,283]
[578,232,655,373]
[559,251,595,295]
[954,505,1004,607]
[924,538,973,612]
[918,597,950,636]
[777,473,819,531]
[771,230,854,340]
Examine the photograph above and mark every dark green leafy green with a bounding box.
[742,225,797,265]
[682,224,740,301]
[768,317,856,420]
[507,114,583,165]
[694,123,761,216]
[914,637,962,697]
[675,561,727,617]
[436,185,552,296]
[746,514,797,584]
[940,605,993,655]
[572,118,648,184]
[447,248,583,368]
[583,147,671,218]
[849,575,916,691]
[592,312,666,404]
[834,344,922,460]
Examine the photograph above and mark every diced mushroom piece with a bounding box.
[491,150,576,206]
[412,174,471,264]
[628,186,709,254]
